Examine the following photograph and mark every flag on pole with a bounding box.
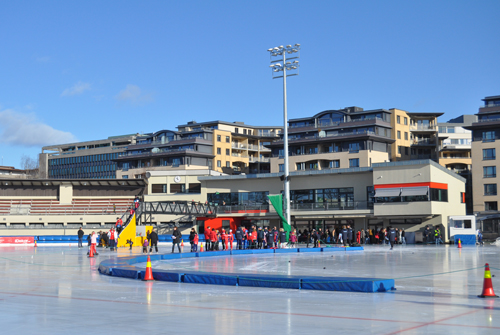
[267,194,291,240]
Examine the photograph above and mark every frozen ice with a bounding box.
[0,244,499,334]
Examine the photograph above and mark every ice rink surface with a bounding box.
[1,244,499,334]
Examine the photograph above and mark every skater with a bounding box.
[204,226,211,251]
[388,226,396,250]
[189,228,196,252]
[312,229,319,248]
[142,238,149,253]
[347,225,353,246]
[266,227,275,249]
[89,231,99,256]
[401,228,406,245]
[477,230,483,246]
[279,228,287,249]
[235,227,243,250]
[228,229,234,250]
[289,229,297,247]
[149,229,159,253]
[193,232,199,252]
[257,227,264,249]
[77,227,84,248]
[221,229,227,250]
[127,239,133,250]
[341,225,348,247]
[108,228,117,251]
[172,227,182,253]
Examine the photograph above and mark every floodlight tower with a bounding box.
[267,44,300,229]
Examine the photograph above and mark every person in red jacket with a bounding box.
[210,228,218,251]
[204,226,211,251]
[356,230,361,244]
[251,229,257,249]
[221,229,227,250]
[193,233,199,252]
[228,230,234,250]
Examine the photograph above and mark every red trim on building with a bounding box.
[374,182,447,190]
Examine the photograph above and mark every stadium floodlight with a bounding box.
[267,43,300,232]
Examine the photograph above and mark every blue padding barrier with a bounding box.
[183,272,238,286]
[275,248,298,254]
[321,247,347,252]
[301,277,395,293]
[249,249,275,254]
[97,246,396,293]
[37,235,80,243]
[298,248,322,253]
[112,268,140,279]
[150,270,182,282]
[454,234,476,245]
[238,274,301,289]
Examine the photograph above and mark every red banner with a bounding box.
[0,236,34,244]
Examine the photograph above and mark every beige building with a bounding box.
[465,95,500,238]
[390,109,442,161]
[200,159,465,241]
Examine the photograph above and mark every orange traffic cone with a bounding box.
[181,240,184,248]
[318,240,321,248]
[478,263,498,298]
[143,255,154,281]
[458,239,462,249]
[200,243,204,252]
[34,240,37,248]
[88,245,94,258]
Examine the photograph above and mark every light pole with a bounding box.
[268,44,300,229]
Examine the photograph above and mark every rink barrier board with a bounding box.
[99,246,396,293]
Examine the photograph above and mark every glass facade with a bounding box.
[48,153,119,179]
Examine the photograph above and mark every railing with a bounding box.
[249,157,270,163]
[290,201,373,211]
[0,199,133,216]
[256,130,280,137]
[213,204,269,213]
[412,140,436,146]
[410,125,437,131]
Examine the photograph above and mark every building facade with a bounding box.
[465,95,500,237]
[268,107,394,173]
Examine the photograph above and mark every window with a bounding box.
[217,148,221,155]
[405,147,409,155]
[485,202,498,211]
[483,148,496,160]
[170,184,186,193]
[151,184,167,193]
[226,149,230,155]
[349,158,359,168]
[217,160,221,167]
[397,116,401,124]
[398,146,402,154]
[217,135,221,142]
[226,161,230,168]
[404,117,408,125]
[484,166,496,178]
[397,131,401,139]
[279,164,284,172]
[484,184,497,196]
[482,131,495,142]
[296,163,304,171]
[225,136,230,143]
[404,132,408,140]
[349,142,359,153]
[430,188,448,202]
[330,160,340,168]
[188,183,201,193]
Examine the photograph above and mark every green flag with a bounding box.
[267,194,291,239]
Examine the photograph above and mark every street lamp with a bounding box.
[268,43,300,230]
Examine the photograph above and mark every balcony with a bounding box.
[411,139,436,146]
[249,157,270,163]
[410,125,437,132]
[290,201,373,211]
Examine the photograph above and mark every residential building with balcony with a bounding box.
[390,109,442,161]
[437,115,475,214]
[39,134,138,179]
[176,120,282,175]
[268,107,394,173]
[464,95,500,238]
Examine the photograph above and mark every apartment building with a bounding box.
[268,107,394,173]
[40,134,138,179]
[465,95,500,237]
[112,121,282,179]
[390,109,442,161]
[176,120,282,175]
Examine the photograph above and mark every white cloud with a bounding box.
[0,109,77,147]
[61,81,91,97]
[115,84,153,104]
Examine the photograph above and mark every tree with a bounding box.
[20,155,40,178]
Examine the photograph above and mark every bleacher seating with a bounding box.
[0,198,134,216]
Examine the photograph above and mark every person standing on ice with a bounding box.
[77,227,84,248]
[204,226,211,251]
[235,227,243,250]
[228,229,234,250]
[388,226,396,250]
[266,227,274,249]
[279,228,287,248]
[149,229,159,253]
[172,227,182,253]
[257,227,264,249]
[341,226,348,247]
[89,231,99,256]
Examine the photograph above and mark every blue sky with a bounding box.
[0,0,499,168]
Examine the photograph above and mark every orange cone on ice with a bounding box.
[458,239,462,249]
[142,255,154,281]
[318,240,321,248]
[88,245,94,258]
[181,239,184,248]
[200,243,204,252]
[478,263,498,298]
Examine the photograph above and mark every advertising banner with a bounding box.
[0,236,35,245]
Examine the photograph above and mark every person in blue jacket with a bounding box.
[388,226,397,250]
